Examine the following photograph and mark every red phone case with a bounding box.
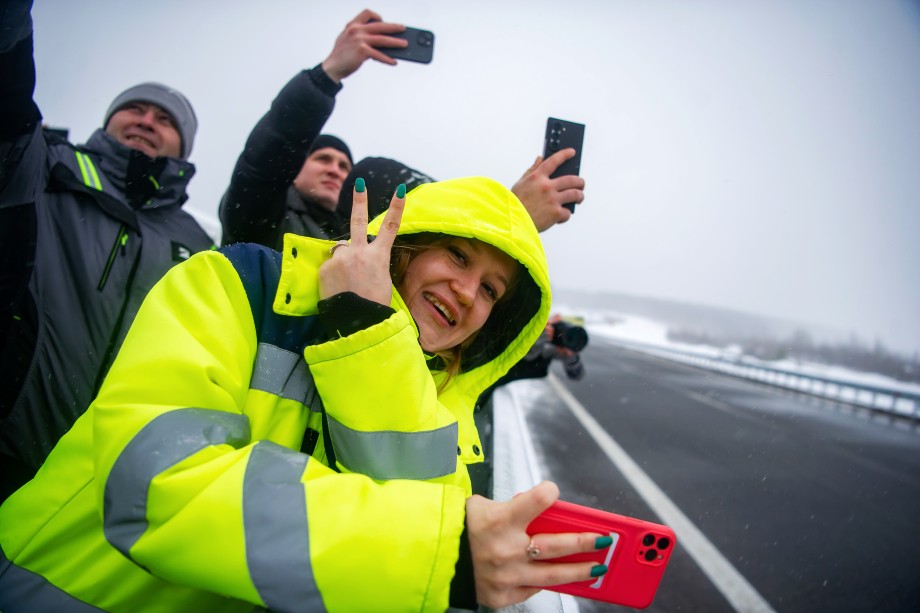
[526,500,676,609]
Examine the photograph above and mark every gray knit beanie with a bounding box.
[103,82,198,159]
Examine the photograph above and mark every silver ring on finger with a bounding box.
[329,240,349,254]
[526,539,540,561]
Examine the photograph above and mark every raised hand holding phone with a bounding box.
[542,117,586,213]
[321,10,410,83]
[511,148,586,231]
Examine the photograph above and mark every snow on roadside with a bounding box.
[554,305,920,397]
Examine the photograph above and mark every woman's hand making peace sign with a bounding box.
[318,178,406,305]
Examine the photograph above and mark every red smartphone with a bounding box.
[527,500,676,609]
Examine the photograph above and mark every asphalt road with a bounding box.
[511,338,920,613]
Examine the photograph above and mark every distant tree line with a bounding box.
[667,328,920,384]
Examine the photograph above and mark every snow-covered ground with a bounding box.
[554,306,920,415]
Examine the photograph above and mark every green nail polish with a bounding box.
[355,177,366,193]
[590,564,608,578]
[595,536,613,549]
[396,183,406,198]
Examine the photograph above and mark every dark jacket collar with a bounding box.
[82,130,196,209]
[285,186,347,239]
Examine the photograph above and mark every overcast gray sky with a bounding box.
[30,0,920,355]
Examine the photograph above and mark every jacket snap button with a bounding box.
[285,293,291,304]
[291,247,298,258]
[473,445,480,456]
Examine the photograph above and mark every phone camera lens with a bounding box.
[642,534,655,547]
[418,32,433,46]
[657,537,671,550]
[644,549,658,562]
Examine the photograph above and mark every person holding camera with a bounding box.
[496,314,589,387]
[0,176,607,611]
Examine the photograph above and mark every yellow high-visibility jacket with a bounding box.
[0,177,551,612]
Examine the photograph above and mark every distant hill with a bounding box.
[552,287,822,340]
[552,287,919,383]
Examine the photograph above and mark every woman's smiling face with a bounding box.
[399,237,519,353]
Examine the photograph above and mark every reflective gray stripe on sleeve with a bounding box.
[327,416,458,481]
[243,442,323,611]
[103,409,251,558]
[250,343,320,410]
[0,545,106,612]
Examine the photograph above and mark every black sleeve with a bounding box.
[317,291,395,339]
[1,2,42,197]
[1,0,41,141]
[448,525,478,610]
[219,64,342,246]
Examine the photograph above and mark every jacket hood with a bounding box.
[368,176,552,396]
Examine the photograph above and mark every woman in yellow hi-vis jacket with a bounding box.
[0,176,608,612]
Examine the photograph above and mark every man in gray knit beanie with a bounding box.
[1,0,215,503]
[103,82,198,159]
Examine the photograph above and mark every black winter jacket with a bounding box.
[219,64,344,248]
[0,11,213,500]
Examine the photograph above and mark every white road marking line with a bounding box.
[546,374,777,613]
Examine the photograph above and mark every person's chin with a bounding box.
[123,140,158,158]
[417,326,439,354]
[418,328,454,355]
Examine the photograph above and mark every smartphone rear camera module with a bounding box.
[644,548,659,562]
[417,32,434,47]
[642,534,656,547]
[657,537,671,550]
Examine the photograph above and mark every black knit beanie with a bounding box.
[308,134,353,166]
[337,156,435,219]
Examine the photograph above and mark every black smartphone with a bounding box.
[381,27,435,64]
[543,117,585,213]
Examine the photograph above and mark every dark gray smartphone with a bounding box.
[543,117,585,213]
[381,27,435,64]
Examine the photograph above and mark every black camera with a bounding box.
[550,321,589,352]
[549,321,588,381]
[561,353,584,381]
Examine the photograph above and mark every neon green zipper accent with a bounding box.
[98,226,128,291]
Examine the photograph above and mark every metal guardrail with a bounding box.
[603,338,920,421]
